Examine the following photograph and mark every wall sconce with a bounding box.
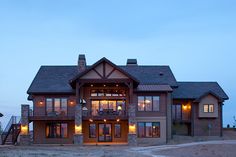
[75,124,82,134]
[182,104,187,110]
[69,100,74,105]
[89,119,93,122]
[104,119,107,122]
[117,105,122,111]
[116,119,120,122]
[38,100,44,107]
[129,123,136,134]
[21,125,28,135]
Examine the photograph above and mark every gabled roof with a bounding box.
[193,91,224,102]
[172,82,229,100]
[70,57,140,86]
[27,63,178,94]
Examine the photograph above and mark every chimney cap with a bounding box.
[79,54,86,60]
[127,59,137,65]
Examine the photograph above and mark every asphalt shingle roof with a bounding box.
[172,82,229,100]
[27,65,177,94]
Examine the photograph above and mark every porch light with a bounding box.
[183,105,187,110]
[89,119,93,122]
[69,100,74,105]
[116,119,120,122]
[129,123,136,134]
[21,125,28,135]
[103,84,106,87]
[91,84,94,87]
[117,105,122,111]
[116,84,119,87]
[75,124,82,134]
[104,119,107,122]
[38,100,43,105]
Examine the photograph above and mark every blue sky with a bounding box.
[0,0,236,128]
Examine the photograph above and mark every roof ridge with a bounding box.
[177,81,218,83]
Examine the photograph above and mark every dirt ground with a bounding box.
[1,140,236,157]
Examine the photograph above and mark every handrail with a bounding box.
[1,116,21,145]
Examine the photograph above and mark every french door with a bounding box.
[98,124,112,142]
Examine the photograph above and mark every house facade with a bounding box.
[20,55,228,145]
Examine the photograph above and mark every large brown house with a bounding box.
[20,55,228,145]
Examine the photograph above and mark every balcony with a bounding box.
[82,109,128,120]
[29,109,74,121]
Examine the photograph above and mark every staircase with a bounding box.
[1,116,21,145]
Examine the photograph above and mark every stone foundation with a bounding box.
[128,134,137,146]
[19,135,31,145]
[74,134,83,145]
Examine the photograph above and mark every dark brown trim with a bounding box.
[106,68,116,78]
[93,69,103,78]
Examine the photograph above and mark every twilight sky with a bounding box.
[0,0,236,128]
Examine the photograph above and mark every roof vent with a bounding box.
[159,72,164,76]
[126,59,137,66]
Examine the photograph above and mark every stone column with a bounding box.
[19,104,30,145]
[128,104,137,146]
[74,103,83,145]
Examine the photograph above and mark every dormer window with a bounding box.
[203,104,214,113]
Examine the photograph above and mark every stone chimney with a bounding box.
[126,59,138,66]
[78,54,86,72]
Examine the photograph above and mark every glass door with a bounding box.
[98,124,112,142]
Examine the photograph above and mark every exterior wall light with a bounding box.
[116,119,120,122]
[21,125,28,135]
[104,119,107,122]
[129,123,136,134]
[117,105,122,111]
[75,124,82,134]
[89,119,93,122]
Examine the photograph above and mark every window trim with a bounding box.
[114,124,121,138]
[45,98,68,116]
[203,104,214,113]
[137,96,160,112]
[89,123,97,138]
[46,122,68,138]
[137,122,160,138]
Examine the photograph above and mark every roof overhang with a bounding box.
[193,90,225,103]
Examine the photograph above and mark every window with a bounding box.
[138,123,145,137]
[46,123,68,138]
[91,100,126,116]
[46,98,68,115]
[145,122,152,137]
[114,124,121,138]
[138,122,160,138]
[89,124,96,138]
[204,104,214,113]
[90,89,126,97]
[138,96,160,111]
[138,97,145,111]
[46,98,53,114]
[153,96,160,111]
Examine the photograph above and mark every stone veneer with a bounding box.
[19,104,30,145]
[73,103,83,145]
[128,104,137,146]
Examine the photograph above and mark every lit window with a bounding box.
[203,104,214,113]
[138,97,145,111]
[46,123,68,138]
[138,96,160,111]
[138,122,160,138]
